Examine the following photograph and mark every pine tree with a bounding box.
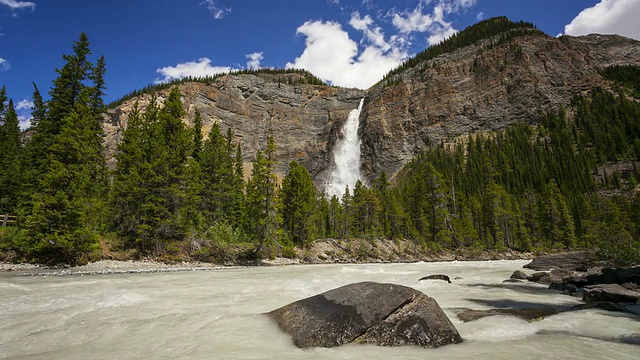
[24,91,104,264]
[0,97,22,214]
[199,122,234,223]
[280,161,317,247]
[246,136,278,257]
[192,108,203,159]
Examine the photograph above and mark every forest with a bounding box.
[1,32,640,266]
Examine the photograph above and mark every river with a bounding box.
[1,260,638,359]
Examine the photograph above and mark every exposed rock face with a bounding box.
[359,33,640,180]
[104,73,365,188]
[268,281,462,348]
[104,33,640,188]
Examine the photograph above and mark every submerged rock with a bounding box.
[419,274,452,283]
[268,281,462,348]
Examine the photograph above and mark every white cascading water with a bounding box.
[325,98,364,199]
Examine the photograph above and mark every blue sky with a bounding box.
[2,0,640,129]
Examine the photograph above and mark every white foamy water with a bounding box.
[1,261,639,359]
[326,98,364,199]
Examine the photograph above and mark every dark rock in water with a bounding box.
[268,282,462,348]
[454,277,463,280]
[549,282,581,296]
[456,307,562,322]
[419,274,452,283]
[538,272,563,285]
[510,270,528,280]
[583,284,640,304]
[523,251,599,271]
[566,266,640,287]
[503,279,524,283]
[527,272,548,282]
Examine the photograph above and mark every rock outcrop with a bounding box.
[104,72,365,189]
[268,281,462,348]
[522,251,601,271]
[359,33,640,180]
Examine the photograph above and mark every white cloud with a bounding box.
[246,52,263,69]
[564,0,640,40]
[390,0,475,46]
[286,20,406,89]
[18,115,31,130]
[0,0,36,11]
[156,57,233,83]
[200,0,230,19]
[0,57,9,71]
[392,5,434,34]
[15,99,33,110]
[476,11,484,21]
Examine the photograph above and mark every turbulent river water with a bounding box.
[1,260,639,359]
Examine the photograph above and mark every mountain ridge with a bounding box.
[103,17,640,190]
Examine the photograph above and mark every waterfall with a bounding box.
[325,98,364,199]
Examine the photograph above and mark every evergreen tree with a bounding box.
[192,108,203,159]
[24,91,104,264]
[246,136,278,257]
[0,98,22,214]
[280,161,317,247]
[199,122,234,223]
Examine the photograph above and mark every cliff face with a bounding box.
[105,32,640,190]
[359,33,640,180]
[104,73,365,188]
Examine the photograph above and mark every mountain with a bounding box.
[104,17,640,189]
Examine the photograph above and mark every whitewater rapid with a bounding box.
[2,261,639,359]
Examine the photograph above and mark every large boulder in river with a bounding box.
[268,281,462,348]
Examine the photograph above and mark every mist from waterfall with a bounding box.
[325,98,364,200]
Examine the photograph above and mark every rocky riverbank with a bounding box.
[1,238,538,276]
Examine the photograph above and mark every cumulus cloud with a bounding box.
[0,0,36,11]
[18,115,31,130]
[392,5,434,34]
[391,0,476,46]
[16,99,33,110]
[156,57,233,83]
[0,57,9,71]
[246,52,263,69]
[200,0,230,19]
[564,0,640,40]
[477,11,484,21]
[286,19,407,89]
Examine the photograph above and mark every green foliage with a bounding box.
[246,136,278,257]
[0,94,22,214]
[110,88,193,254]
[601,65,640,99]
[279,161,317,247]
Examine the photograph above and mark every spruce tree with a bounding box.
[246,136,278,257]
[0,98,22,214]
[24,91,104,264]
[280,161,317,247]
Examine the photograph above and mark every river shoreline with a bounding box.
[1,243,538,277]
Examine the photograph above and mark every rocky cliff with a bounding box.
[105,29,640,191]
[104,72,365,188]
[360,32,640,181]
